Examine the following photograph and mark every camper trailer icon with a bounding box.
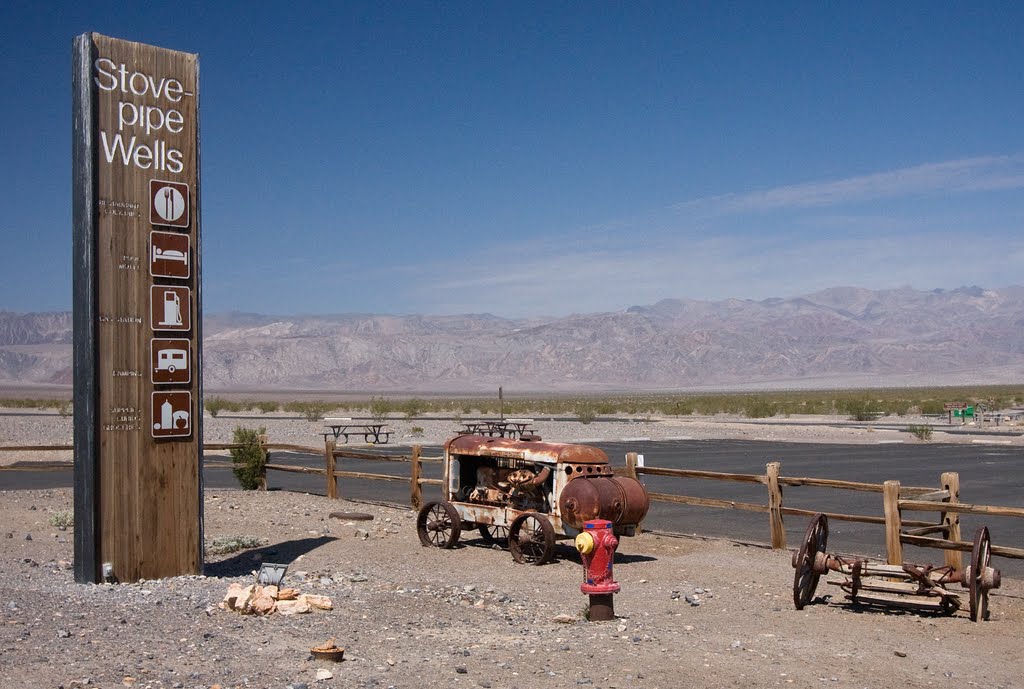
[151,338,191,384]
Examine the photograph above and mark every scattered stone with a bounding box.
[315,668,333,681]
[25,534,32,541]
[455,667,468,674]
[57,629,71,638]
[552,614,576,624]
[894,650,907,658]
[348,573,368,583]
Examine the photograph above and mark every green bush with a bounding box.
[401,398,425,419]
[574,401,597,424]
[370,396,392,422]
[253,400,279,414]
[908,425,933,441]
[230,426,267,490]
[205,397,229,418]
[743,398,779,419]
[48,510,74,528]
[410,426,425,437]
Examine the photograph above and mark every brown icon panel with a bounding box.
[150,285,191,332]
[151,338,191,385]
[151,391,192,438]
[150,179,190,228]
[150,231,190,279]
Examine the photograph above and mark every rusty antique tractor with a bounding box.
[416,435,650,565]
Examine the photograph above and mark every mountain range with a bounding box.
[2,286,1023,392]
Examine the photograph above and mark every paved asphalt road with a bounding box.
[4,439,1023,575]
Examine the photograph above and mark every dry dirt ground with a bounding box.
[2,487,1023,689]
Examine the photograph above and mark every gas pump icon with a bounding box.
[150,286,190,331]
[160,290,182,327]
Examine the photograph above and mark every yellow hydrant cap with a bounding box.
[574,532,594,555]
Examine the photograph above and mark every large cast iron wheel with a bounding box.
[416,501,461,549]
[968,526,992,621]
[792,513,828,610]
[508,512,556,565]
[478,524,509,547]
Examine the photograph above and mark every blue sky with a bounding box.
[2,2,1022,318]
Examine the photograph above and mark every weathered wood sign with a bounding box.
[72,33,202,583]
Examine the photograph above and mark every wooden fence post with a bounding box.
[766,462,786,550]
[883,480,903,565]
[625,452,639,481]
[410,445,422,510]
[940,471,963,573]
[257,433,269,491]
[325,438,337,500]
[624,453,643,534]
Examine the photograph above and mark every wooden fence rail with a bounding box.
[6,437,1022,568]
[620,453,1023,569]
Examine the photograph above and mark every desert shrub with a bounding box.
[401,398,426,419]
[56,401,73,417]
[205,397,229,418]
[48,510,74,528]
[301,401,331,422]
[254,400,279,414]
[574,402,597,424]
[230,426,267,490]
[907,425,933,441]
[206,535,267,556]
[744,398,779,419]
[410,426,425,437]
[369,396,392,422]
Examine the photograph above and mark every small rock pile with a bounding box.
[218,583,333,616]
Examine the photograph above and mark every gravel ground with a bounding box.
[2,489,1024,689]
[2,410,1023,689]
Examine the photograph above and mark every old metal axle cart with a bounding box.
[416,435,650,565]
[792,513,1001,621]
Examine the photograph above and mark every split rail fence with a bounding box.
[5,436,1023,569]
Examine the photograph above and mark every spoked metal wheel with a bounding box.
[416,501,461,549]
[508,512,556,565]
[793,513,828,610]
[478,524,509,547]
[968,526,997,621]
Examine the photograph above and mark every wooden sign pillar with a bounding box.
[73,33,202,583]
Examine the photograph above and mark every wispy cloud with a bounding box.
[676,155,1024,215]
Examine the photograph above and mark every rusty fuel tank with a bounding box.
[559,474,649,532]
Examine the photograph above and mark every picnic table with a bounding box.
[322,418,391,444]
[458,419,535,439]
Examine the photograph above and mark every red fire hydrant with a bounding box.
[574,519,620,621]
